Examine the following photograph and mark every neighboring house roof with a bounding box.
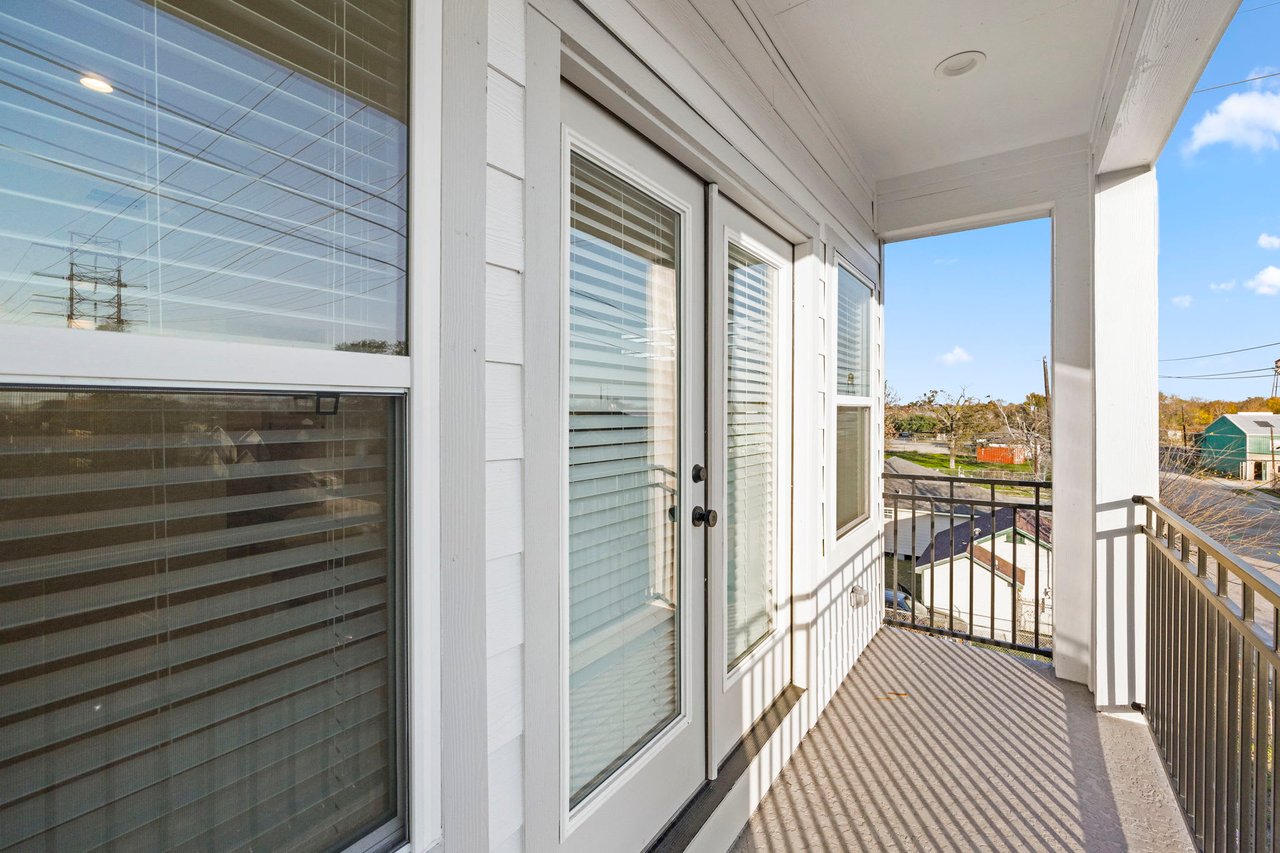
[916,507,1052,569]
[883,515,945,559]
[1212,413,1280,435]
[970,544,1026,587]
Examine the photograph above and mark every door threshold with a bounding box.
[646,685,805,852]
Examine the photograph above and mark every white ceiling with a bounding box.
[762,0,1125,181]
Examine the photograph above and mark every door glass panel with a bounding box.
[566,151,681,806]
[726,243,775,667]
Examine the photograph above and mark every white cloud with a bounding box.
[1184,89,1280,155]
[937,345,972,366]
[1245,266,1280,296]
[1171,295,1193,308]
[1260,233,1280,249]
[1209,280,1236,291]
[933,258,958,266]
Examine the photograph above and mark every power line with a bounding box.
[1162,376,1280,381]
[1193,70,1280,95]
[1160,340,1280,362]
[1162,365,1279,379]
[1242,0,1280,12]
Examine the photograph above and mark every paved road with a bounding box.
[1168,477,1280,574]
[887,437,950,455]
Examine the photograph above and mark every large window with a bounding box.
[0,3,414,851]
[0,0,408,350]
[0,389,404,851]
[835,261,873,535]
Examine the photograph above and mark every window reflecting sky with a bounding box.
[0,0,407,350]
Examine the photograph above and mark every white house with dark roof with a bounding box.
[910,508,1054,644]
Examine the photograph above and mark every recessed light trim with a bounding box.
[79,75,114,94]
[934,51,986,79]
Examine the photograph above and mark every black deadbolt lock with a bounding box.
[692,506,718,528]
[691,464,706,483]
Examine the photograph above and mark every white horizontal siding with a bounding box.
[485,0,527,846]
[486,264,524,366]
[488,68,526,178]
[487,362,523,460]
[487,168,524,272]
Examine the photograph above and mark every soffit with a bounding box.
[760,0,1124,181]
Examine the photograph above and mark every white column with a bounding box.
[1050,180,1096,690]
[1092,167,1159,707]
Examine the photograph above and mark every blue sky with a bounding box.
[885,4,1280,404]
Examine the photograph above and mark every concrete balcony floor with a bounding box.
[730,627,1193,852]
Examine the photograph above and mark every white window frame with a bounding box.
[0,0,443,847]
[832,251,876,540]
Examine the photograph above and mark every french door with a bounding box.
[558,85,795,848]
[707,198,794,768]
[559,84,707,850]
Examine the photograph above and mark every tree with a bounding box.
[916,388,981,470]
[1160,463,1280,556]
[884,383,902,443]
[993,393,1052,479]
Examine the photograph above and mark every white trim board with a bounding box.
[438,0,492,846]
[0,325,411,392]
[1091,0,1239,174]
[533,0,878,273]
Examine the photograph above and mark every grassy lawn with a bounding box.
[889,450,1035,476]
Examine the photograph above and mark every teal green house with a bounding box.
[1199,413,1280,481]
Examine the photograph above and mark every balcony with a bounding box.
[724,474,1279,852]
[730,626,1191,852]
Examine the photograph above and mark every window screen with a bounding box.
[0,389,403,852]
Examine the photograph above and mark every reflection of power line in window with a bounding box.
[2,33,405,210]
[0,76,406,259]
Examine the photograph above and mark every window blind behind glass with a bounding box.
[0,0,407,350]
[836,265,871,397]
[0,389,401,853]
[566,151,682,806]
[725,244,775,666]
[836,406,870,531]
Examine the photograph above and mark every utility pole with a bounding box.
[31,233,139,330]
[1270,424,1277,489]
[1271,358,1280,400]
[1042,356,1051,420]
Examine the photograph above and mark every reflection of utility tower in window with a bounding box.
[31,234,142,331]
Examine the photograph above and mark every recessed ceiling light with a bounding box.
[934,51,986,79]
[79,75,113,94]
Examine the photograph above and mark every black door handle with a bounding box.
[692,506,718,528]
